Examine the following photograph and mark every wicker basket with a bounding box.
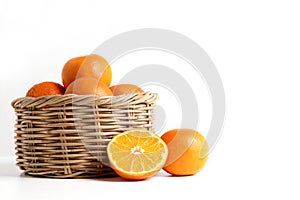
[11,92,158,178]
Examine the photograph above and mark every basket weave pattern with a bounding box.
[11,92,158,178]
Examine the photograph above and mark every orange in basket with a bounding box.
[65,77,112,96]
[110,84,144,96]
[26,81,65,97]
[62,54,112,88]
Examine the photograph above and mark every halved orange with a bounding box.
[107,130,168,180]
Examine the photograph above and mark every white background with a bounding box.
[1,0,300,199]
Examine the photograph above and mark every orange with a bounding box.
[107,130,168,180]
[161,129,208,176]
[65,77,112,96]
[62,54,112,88]
[61,56,86,88]
[26,81,65,98]
[110,84,144,96]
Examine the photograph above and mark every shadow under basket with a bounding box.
[11,92,158,178]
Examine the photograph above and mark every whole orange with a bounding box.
[61,56,86,88]
[26,82,65,98]
[161,129,208,176]
[110,84,144,96]
[65,77,112,96]
[62,54,112,88]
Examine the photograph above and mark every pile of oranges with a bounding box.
[26,54,143,98]
[25,54,209,181]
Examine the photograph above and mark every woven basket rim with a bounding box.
[11,92,159,108]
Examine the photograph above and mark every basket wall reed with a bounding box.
[11,92,158,178]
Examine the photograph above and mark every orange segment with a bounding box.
[107,130,168,180]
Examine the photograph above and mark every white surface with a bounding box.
[1,0,300,199]
[0,156,214,200]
